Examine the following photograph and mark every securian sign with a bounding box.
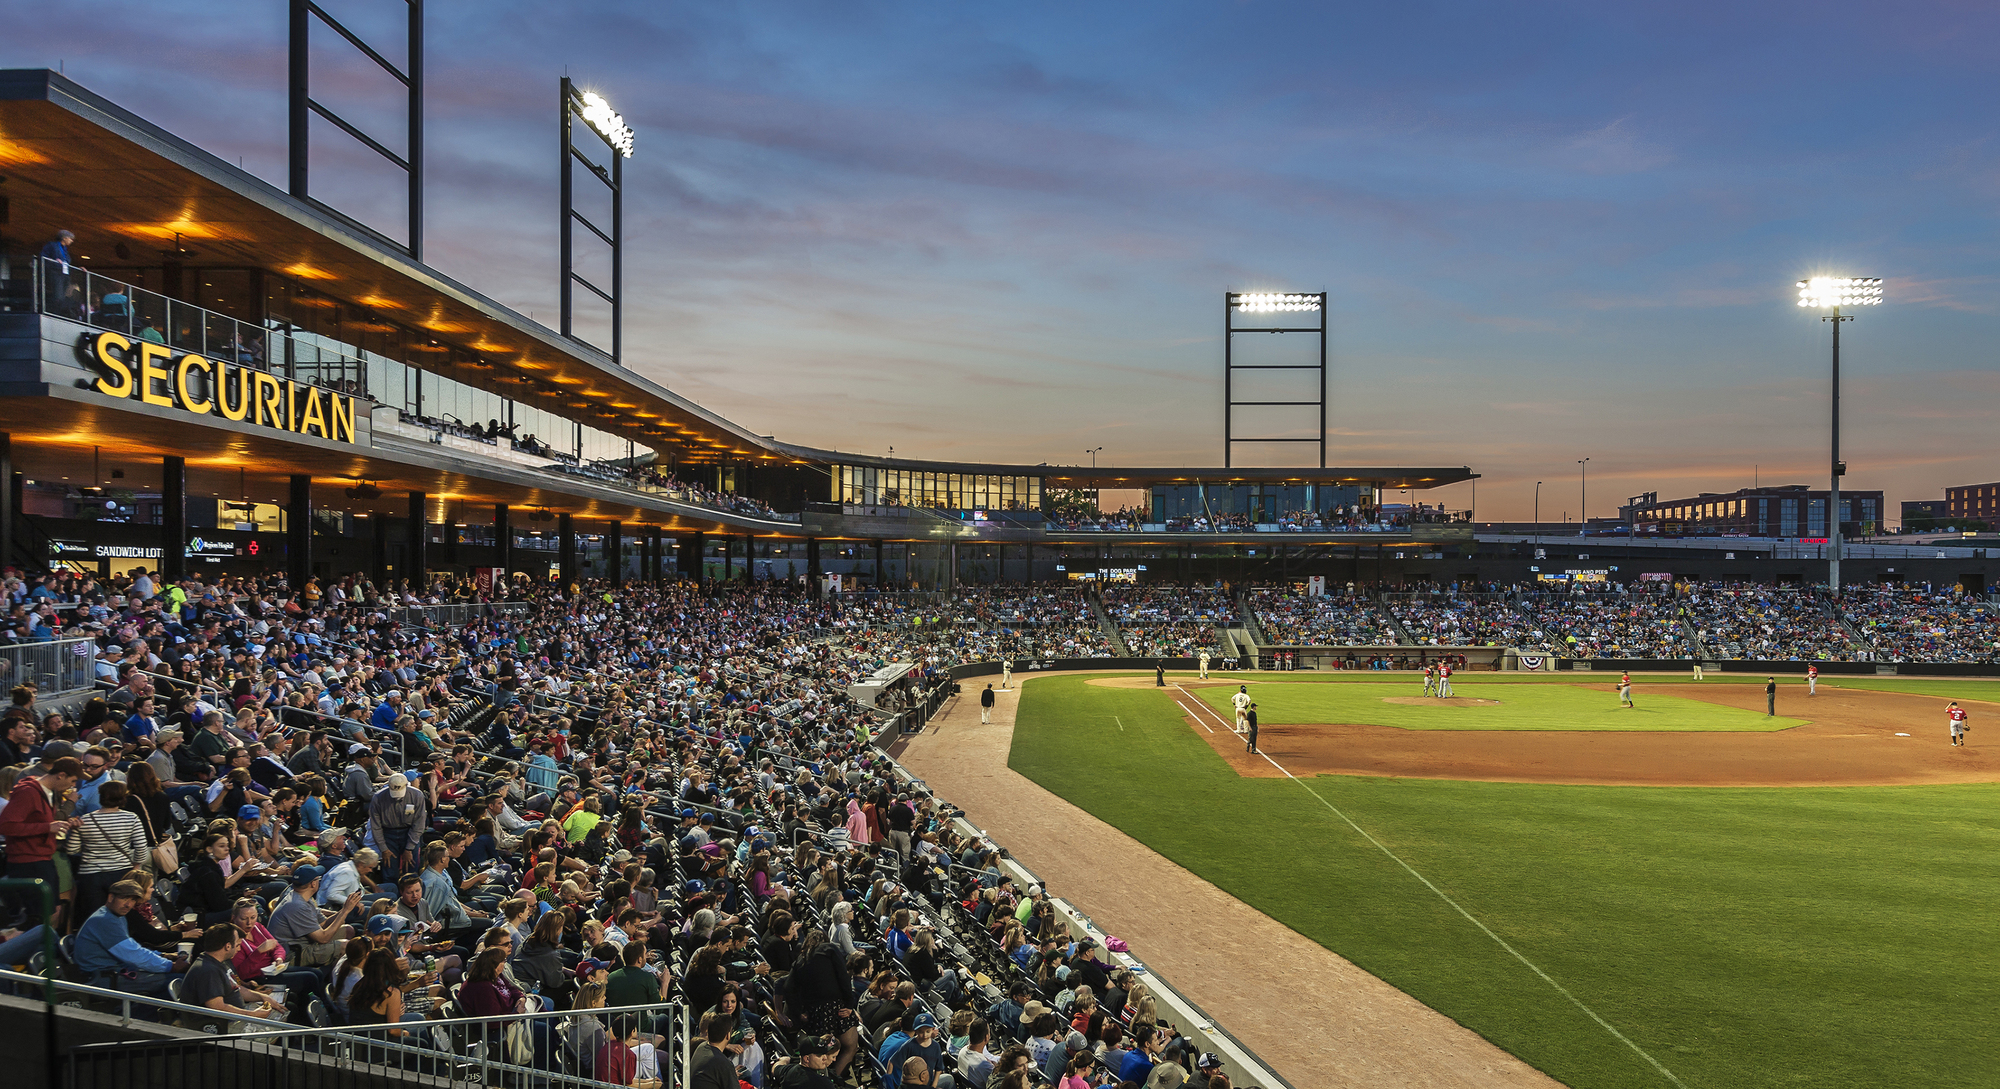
[89,332,359,443]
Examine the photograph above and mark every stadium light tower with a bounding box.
[1577,458,1588,537]
[561,79,636,362]
[1796,276,1883,597]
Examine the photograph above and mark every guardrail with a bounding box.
[0,633,99,696]
[0,964,686,1089]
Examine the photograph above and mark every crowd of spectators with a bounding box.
[0,565,1247,1089]
[1520,584,1693,659]
[1682,583,1862,661]
[1835,587,2000,662]
[1386,593,1552,649]
[1248,588,1399,646]
[950,588,1117,660]
[1101,586,1233,659]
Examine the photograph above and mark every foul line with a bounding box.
[1112,715,1125,732]
[1172,684,1686,1089]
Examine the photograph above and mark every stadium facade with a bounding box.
[0,69,1475,591]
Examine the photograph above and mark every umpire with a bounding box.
[1245,703,1259,754]
[1766,676,1777,716]
[980,683,995,724]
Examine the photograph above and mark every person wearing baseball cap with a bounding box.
[369,771,428,879]
[885,1010,943,1089]
[774,1034,840,1086]
[370,690,404,733]
[270,863,363,965]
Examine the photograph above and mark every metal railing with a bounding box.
[0,633,99,697]
[1,963,687,1089]
[62,1000,689,1089]
[34,256,371,396]
[383,602,532,628]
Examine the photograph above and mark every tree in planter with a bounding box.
[1043,488,1101,525]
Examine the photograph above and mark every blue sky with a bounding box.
[10,2,2000,520]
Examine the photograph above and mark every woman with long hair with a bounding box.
[345,948,408,1030]
[327,936,372,1020]
[121,761,174,854]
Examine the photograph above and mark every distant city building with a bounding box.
[1902,499,1948,527]
[1944,482,2000,523]
[1621,486,1882,537]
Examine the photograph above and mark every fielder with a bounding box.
[1001,657,1013,689]
[1198,649,1211,680]
[1437,662,1453,698]
[1806,663,1817,696]
[1692,661,1704,681]
[1422,664,1436,696]
[1948,701,1968,747]
[1231,685,1251,735]
[1617,670,1634,708]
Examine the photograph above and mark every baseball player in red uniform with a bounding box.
[1948,702,1968,746]
[1807,663,1818,696]
[1437,662,1454,698]
[1618,670,1634,708]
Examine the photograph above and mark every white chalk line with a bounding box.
[1172,683,1686,1089]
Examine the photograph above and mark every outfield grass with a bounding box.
[1010,673,1998,1089]
[1190,679,1801,731]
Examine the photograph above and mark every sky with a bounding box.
[9,1,2000,522]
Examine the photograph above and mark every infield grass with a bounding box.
[1011,673,1998,1089]
[1189,678,1801,731]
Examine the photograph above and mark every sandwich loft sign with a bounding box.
[88,331,360,444]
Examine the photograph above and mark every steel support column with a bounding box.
[408,491,427,587]
[287,474,313,588]
[161,456,187,583]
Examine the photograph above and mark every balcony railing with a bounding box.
[32,255,370,395]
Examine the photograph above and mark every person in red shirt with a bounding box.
[1947,702,1968,747]
[0,756,82,927]
[597,1012,642,1086]
[1807,664,1819,696]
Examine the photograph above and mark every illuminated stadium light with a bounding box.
[1796,276,1882,308]
[1231,292,1322,313]
[578,91,635,157]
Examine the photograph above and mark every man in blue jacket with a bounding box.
[371,690,405,732]
[74,879,182,999]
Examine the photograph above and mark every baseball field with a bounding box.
[1005,671,2000,1089]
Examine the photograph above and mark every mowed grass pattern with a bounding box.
[1010,674,1999,1089]
[1191,678,1801,731]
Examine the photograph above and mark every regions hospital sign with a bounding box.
[87,332,360,443]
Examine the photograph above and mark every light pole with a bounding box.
[1577,459,1589,536]
[1796,276,1883,596]
[1085,447,1103,468]
[1534,481,1542,530]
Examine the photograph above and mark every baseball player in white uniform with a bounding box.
[1001,657,1013,690]
[1231,685,1251,734]
[1806,663,1817,696]
[1198,649,1211,680]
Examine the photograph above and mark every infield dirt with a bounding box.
[1142,677,2000,787]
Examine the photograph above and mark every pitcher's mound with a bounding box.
[1382,696,1501,708]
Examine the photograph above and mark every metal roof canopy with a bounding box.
[0,69,781,467]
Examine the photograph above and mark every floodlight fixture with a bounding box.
[1223,290,1329,468]
[577,91,636,158]
[1796,276,1882,309]
[1794,274,1885,598]
[1231,292,1322,313]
